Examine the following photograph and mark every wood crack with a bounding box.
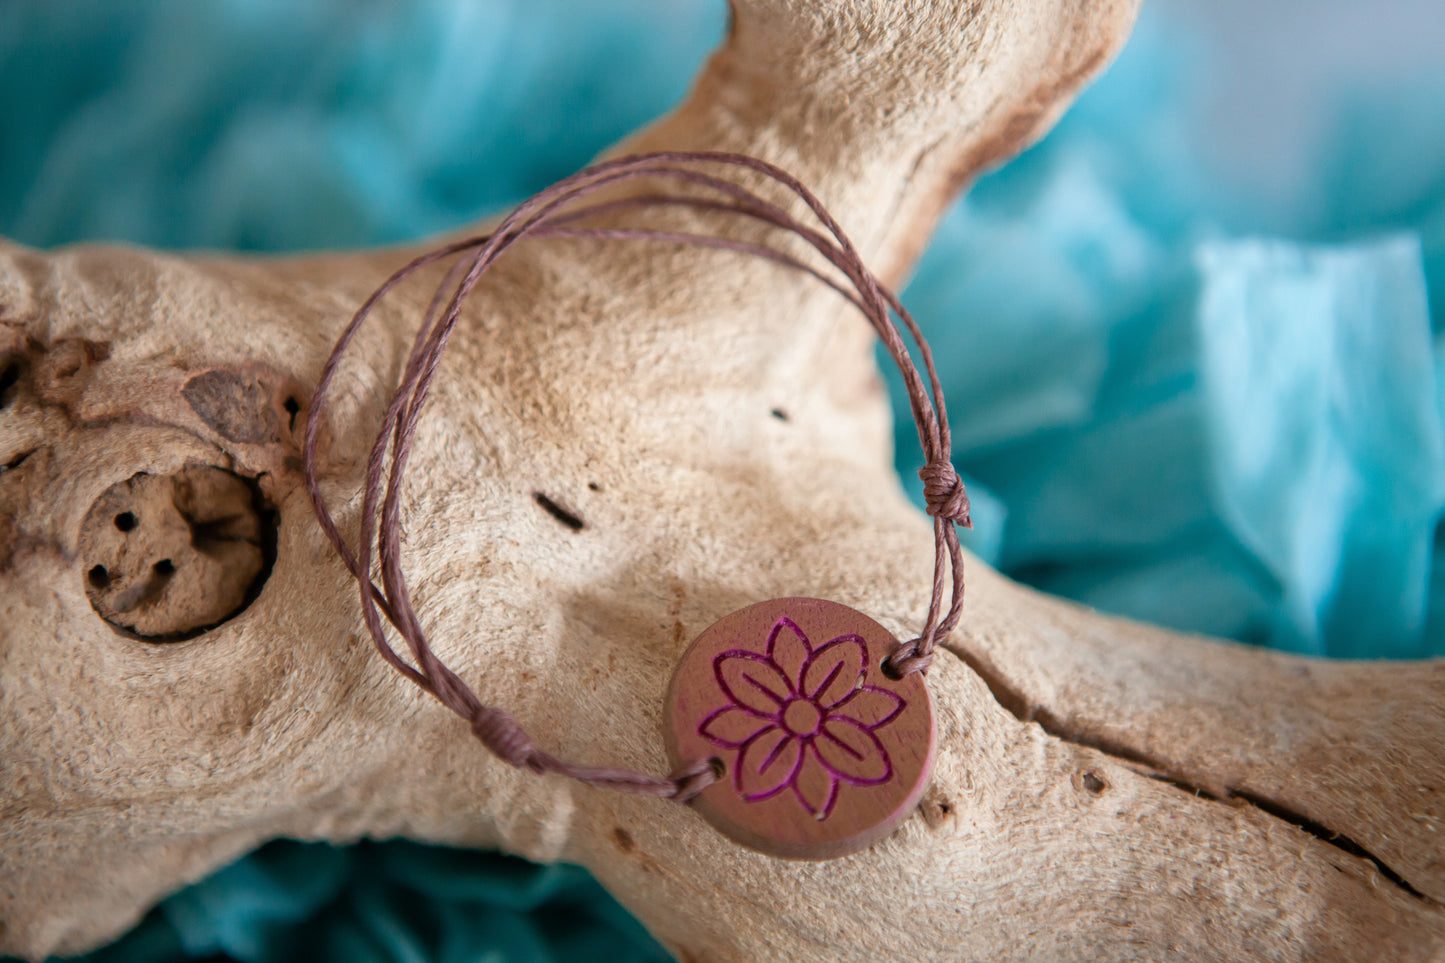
[943,640,1438,905]
[1230,789,1431,903]
[533,491,585,531]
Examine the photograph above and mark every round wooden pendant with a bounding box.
[664,597,935,859]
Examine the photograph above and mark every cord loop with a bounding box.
[304,151,968,802]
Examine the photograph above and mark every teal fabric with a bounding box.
[2,2,1443,961]
[0,0,729,250]
[897,14,1445,658]
[70,842,669,963]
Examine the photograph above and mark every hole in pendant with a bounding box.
[880,654,905,681]
[707,756,726,779]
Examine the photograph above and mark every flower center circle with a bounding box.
[781,697,822,737]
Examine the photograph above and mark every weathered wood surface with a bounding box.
[2,1,1442,959]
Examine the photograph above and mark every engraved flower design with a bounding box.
[698,616,904,820]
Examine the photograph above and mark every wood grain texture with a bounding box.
[3,0,1443,960]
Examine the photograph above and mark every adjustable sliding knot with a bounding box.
[919,460,972,527]
[469,706,538,770]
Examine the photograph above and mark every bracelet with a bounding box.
[303,151,970,859]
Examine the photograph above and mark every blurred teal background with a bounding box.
[1,0,1442,960]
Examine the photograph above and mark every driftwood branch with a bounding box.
[2,0,1442,959]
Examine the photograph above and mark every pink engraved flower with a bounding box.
[697,616,905,820]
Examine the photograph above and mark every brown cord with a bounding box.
[302,151,970,801]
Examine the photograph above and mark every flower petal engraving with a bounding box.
[766,617,811,692]
[735,727,802,800]
[792,746,841,818]
[715,650,792,714]
[802,634,867,708]
[814,716,892,785]
[699,705,776,748]
[700,610,907,824]
[828,685,904,729]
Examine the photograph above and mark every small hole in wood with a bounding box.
[0,360,20,408]
[587,481,601,492]
[1082,771,1108,794]
[283,395,300,430]
[88,565,110,589]
[533,492,584,531]
[770,407,789,422]
[80,467,278,643]
[920,791,956,829]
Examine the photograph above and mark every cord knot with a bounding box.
[469,706,536,769]
[919,460,972,526]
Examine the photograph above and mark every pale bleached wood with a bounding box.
[2,1,1442,960]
